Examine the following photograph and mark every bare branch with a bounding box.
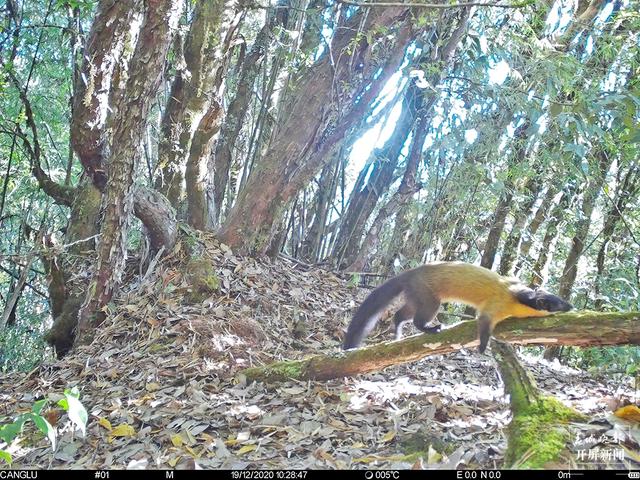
[5,68,75,206]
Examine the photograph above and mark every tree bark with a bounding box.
[10,0,183,356]
[212,9,287,225]
[186,101,223,229]
[133,186,179,253]
[332,8,470,269]
[480,190,513,268]
[543,151,612,360]
[529,187,573,288]
[498,175,542,275]
[557,151,612,299]
[70,0,136,189]
[594,164,639,309]
[479,120,531,269]
[298,156,340,262]
[331,82,423,268]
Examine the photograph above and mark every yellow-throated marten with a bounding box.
[343,261,572,353]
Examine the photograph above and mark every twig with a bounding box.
[0,264,47,298]
[0,228,44,329]
[342,271,388,277]
[0,234,100,262]
[445,75,576,107]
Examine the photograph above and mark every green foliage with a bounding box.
[0,0,95,372]
[54,0,94,12]
[0,273,54,372]
[569,346,640,375]
[0,325,50,373]
[0,387,88,465]
[346,273,361,288]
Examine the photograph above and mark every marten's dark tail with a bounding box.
[343,274,407,350]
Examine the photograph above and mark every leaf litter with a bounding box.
[0,232,638,469]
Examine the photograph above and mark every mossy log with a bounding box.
[492,340,586,468]
[241,310,640,382]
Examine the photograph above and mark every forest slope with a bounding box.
[1,235,638,469]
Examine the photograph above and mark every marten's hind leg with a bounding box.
[393,304,416,341]
[400,287,441,338]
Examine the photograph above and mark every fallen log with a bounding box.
[241,311,640,383]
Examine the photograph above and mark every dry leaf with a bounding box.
[614,405,640,423]
[380,431,396,443]
[237,444,257,455]
[109,424,136,438]
[171,434,183,447]
[98,417,113,431]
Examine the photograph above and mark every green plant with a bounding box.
[347,273,361,288]
[0,387,88,465]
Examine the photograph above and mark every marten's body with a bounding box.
[343,262,572,353]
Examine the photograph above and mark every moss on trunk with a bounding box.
[492,340,586,468]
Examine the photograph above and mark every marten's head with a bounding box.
[513,287,573,313]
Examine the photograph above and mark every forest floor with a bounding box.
[1,233,639,469]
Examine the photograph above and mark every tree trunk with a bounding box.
[44,186,103,355]
[217,7,413,255]
[513,184,557,276]
[543,150,612,360]
[332,8,470,269]
[480,190,513,268]
[70,0,136,189]
[298,155,340,262]
[529,187,573,288]
[331,83,423,268]
[77,0,184,344]
[594,164,638,309]
[154,0,228,209]
[480,120,531,269]
[441,182,481,261]
[133,186,179,252]
[557,151,612,298]
[42,0,138,354]
[499,175,542,275]
[346,114,428,271]
[185,101,223,229]
[212,9,287,225]
[381,200,413,271]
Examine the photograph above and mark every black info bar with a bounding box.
[0,470,638,480]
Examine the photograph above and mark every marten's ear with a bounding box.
[511,286,539,309]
